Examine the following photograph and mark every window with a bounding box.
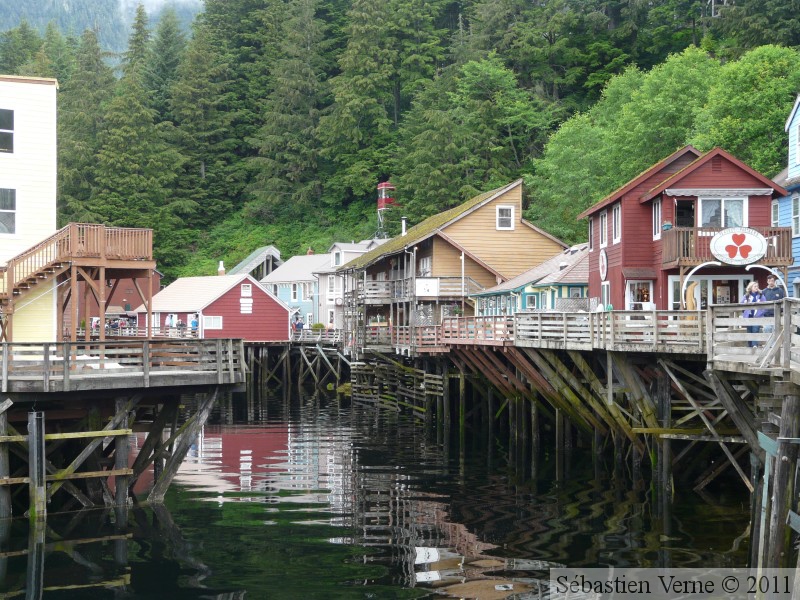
[793,195,800,237]
[699,197,745,228]
[0,109,13,153]
[241,283,252,297]
[291,283,298,302]
[333,251,342,267]
[525,294,537,309]
[652,199,662,239]
[328,275,335,294]
[772,200,779,227]
[0,189,15,234]
[612,204,621,243]
[599,210,608,248]
[588,217,594,251]
[496,205,514,230]
[600,282,611,308]
[418,256,431,276]
[203,315,223,329]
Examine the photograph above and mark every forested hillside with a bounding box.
[1,0,799,281]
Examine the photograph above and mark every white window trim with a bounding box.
[496,205,515,230]
[203,315,223,329]
[652,199,662,240]
[599,210,608,248]
[793,195,800,237]
[291,283,298,302]
[698,197,748,228]
[612,203,621,244]
[772,199,779,227]
[333,251,342,267]
[0,109,13,153]
[600,281,611,308]
[588,217,594,251]
[241,283,252,297]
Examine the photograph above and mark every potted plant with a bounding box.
[662,220,673,231]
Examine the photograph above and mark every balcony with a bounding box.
[347,276,485,304]
[661,226,792,268]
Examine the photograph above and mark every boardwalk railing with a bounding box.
[0,339,244,393]
[293,329,342,344]
[1,223,153,296]
[440,316,514,344]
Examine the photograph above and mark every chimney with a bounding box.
[401,216,407,236]
[306,246,314,255]
[218,260,225,276]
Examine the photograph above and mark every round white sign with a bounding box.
[599,249,608,281]
[709,227,768,265]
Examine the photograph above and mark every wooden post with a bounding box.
[28,411,46,521]
[555,408,564,482]
[25,517,45,599]
[766,394,800,568]
[0,399,11,519]
[114,398,130,509]
[655,370,672,513]
[459,369,466,452]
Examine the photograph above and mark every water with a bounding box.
[0,390,750,598]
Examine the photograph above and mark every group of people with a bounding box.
[742,275,785,347]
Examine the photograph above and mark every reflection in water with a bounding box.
[0,389,749,598]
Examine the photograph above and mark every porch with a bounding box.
[661,226,792,268]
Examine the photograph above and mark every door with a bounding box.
[626,280,653,310]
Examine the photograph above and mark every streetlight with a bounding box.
[681,261,721,309]
[745,264,788,295]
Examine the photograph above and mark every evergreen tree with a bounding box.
[122,4,151,77]
[248,0,329,222]
[144,7,185,121]
[58,29,116,225]
[0,20,42,73]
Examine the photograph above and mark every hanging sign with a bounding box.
[710,227,768,265]
[598,249,608,281]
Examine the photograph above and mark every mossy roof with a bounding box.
[339,180,524,272]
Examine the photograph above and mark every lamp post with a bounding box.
[745,264,788,295]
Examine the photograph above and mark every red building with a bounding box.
[578,146,791,311]
[135,274,292,341]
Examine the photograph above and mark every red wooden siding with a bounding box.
[203,283,290,342]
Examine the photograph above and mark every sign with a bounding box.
[415,277,439,296]
[598,249,608,281]
[710,227,768,265]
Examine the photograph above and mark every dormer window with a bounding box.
[0,109,13,153]
[333,251,342,267]
[496,205,514,230]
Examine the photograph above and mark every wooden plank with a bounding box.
[0,429,131,443]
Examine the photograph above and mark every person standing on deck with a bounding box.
[741,281,766,347]
[761,274,785,334]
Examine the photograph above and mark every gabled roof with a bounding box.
[228,245,282,275]
[340,180,564,271]
[133,274,288,314]
[472,244,588,296]
[786,94,800,132]
[639,147,789,202]
[261,254,331,284]
[577,146,702,220]
[329,239,387,253]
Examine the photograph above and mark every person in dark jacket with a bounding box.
[741,281,766,347]
[761,274,786,334]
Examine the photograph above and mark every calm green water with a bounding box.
[0,390,750,598]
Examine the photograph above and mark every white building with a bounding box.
[0,75,58,341]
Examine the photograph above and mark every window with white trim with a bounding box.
[0,189,15,234]
[496,205,514,230]
[291,283,298,302]
[600,282,611,308]
[241,283,252,297]
[772,200,779,227]
[652,198,662,239]
[328,275,334,294]
[588,217,594,251]
[525,294,537,309]
[203,315,223,329]
[793,195,800,236]
[418,256,431,276]
[699,197,746,228]
[612,203,621,244]
[599,210,608,248]
[333,251,342,267]
[0,109,13,153]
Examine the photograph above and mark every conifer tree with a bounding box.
[144,7,185,121]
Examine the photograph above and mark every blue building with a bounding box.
[261,253,331,326]
[773,94,800,296]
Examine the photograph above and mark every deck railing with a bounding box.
[1,223,154,296]
[440,316,514,343]
[292,329,342,344]
[0,339,243,393]
[661,226,792,266]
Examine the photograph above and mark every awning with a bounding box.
[622,267,658,280]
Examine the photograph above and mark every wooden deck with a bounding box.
[0,339,246,395]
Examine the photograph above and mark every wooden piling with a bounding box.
[0,399,11,519]
[114,398,130,509]
[27,411,46,521]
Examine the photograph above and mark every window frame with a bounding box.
[241,283,252,297]
[599,210,608,248]
[496,205,514,231]
[203,315,223,329]
[291,283,298,302]
[793,195,800,237]
[0,188,16,234]
[600,281,611,308]
[698,197,747,228]
[772,200,780,227]
[333,251,342,267]
[652,199,662,240]
[612,203,621,244]
[0,109,13,153]
[588,217,594,251]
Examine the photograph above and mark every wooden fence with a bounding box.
[0,339,245,393]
